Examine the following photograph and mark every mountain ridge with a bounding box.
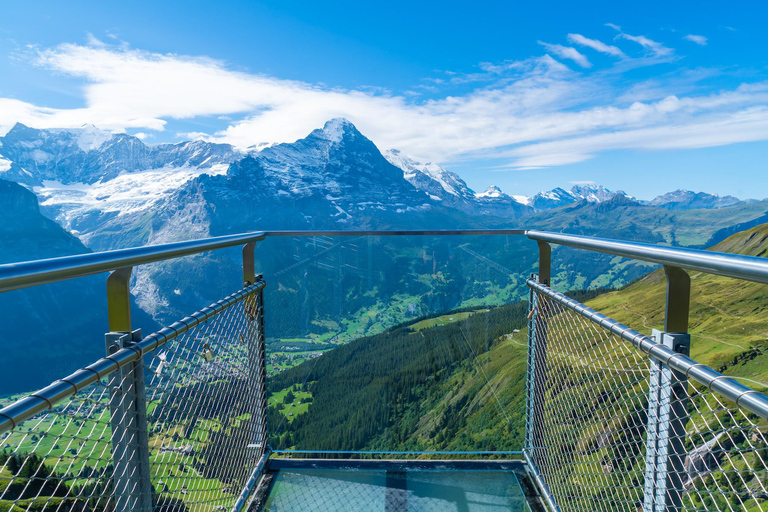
[1,119,759,231]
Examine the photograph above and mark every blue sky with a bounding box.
[1,0,767,199]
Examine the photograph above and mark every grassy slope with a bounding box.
[270,224,768,458]
[585,223,768,388]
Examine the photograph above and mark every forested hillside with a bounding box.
[266,223,768,457]
[266,288,610,453]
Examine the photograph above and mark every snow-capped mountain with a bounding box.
[470,185,532,218]
[529,184,631,211]
[1,121,650,242]
[647,190,745,210]
[384,149,476,205]
[382,153,532,218]
[0,123,242,243]
[0,123,239,186]
[475,185,506,199]
[570,184,622,203]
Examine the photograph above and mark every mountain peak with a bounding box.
[570,184,614,202]
[476,185,506,199]
[319,118,359,143]
[4,122,36,138]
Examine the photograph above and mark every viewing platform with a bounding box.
[1,229,767,511]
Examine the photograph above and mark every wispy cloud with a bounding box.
[684,34,708,46]
[606,24,674,57]
[538,41,592,68]
[617,33,673,57]
[567,34,626,58]
[1,37,767,172]
[505,105,768,168]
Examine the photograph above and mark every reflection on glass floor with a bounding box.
[263,469,532,511]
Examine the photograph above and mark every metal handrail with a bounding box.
[263,229,527,237]
[0,229,524,294]
[0,231,266,293]
[527,230,768,285]
[2,228,767,295]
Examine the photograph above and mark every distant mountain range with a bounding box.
[1,119,760,244]
[1,118,768,395]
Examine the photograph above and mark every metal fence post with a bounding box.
[243,242,256,286]
[643,266,691,512]
[525,270,561,512]
[526,241,550,459]
[106,267,153,512]
[233,275,269,512]
[106,329,153,512]
[254,274,268,452]
[525,273,538,454]
[643,330,691,512]
[537,241,551,286]
[529,241,550,457]
[243,243,267,452]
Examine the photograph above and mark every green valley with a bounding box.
[267,223,768,459]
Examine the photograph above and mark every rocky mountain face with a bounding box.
[0,123,238,186]
[383,149,478,210]
[0,180,157,393]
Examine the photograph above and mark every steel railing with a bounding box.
[3,229,768,293]
[0,280,268,512]
[1,228,767,512]
[526,230,768,285]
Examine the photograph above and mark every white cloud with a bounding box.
[504,105,768,168]
[685,34,708,46]
[605,24,674,58]
[538,41,592,68]
[617,32,673,57]
[567,34,626,58]
[1,39,768,172]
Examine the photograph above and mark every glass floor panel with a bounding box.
[263,469,532,511]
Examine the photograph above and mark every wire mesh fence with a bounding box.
[0,281,267,512]
[527,281,768,512]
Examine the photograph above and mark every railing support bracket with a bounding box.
[643,329,691,512]
[106,329,153,512]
